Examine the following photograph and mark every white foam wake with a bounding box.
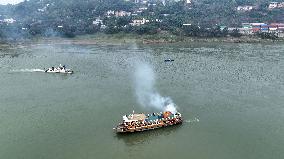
[185,118,200,123]
[12,69,45,72]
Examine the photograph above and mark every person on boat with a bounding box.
[59,64,63,70]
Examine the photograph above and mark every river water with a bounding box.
[0,40,284,159]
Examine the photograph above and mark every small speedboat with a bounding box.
[165,59,174,62]
[44,65,73,74]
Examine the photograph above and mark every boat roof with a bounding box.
[125,112,178,122]
[128,113,146,121]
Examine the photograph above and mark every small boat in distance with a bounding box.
[114,111,182,133]
[164,59,174,62]
[44,64,73,74]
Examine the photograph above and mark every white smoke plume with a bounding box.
[134,62,177,113]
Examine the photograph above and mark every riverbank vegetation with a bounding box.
[1,0,284,42]
[70,33,284,44]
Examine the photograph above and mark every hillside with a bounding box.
[0,0,284,40]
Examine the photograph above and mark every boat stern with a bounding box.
[113,125,125,133]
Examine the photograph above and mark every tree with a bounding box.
[134,23,159,35]
[230,29,242,37]
[257,32,278,39]
[182,25,200,36]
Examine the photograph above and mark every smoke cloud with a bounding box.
[134,62,177,113]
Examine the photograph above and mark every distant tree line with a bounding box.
[0,0,283,40]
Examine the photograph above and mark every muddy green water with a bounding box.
[0,41,284,159]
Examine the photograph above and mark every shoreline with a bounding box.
[1,33,284,46]
[75,33,284,44]
[64,33,284,44]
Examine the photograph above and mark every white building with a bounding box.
[268,2,284,9]
[130,18,149,26]
[115,11,131,17]
[106,10,115,16]
[269,2,278,9]
[279,2,284,8]
[268,2,278,9]
[3,18,16,24]
[142,0,148,4]
[93,18,103,25]
[237,6,254,11]
[139,7,148,10]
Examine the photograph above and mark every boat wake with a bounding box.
[184,117,200,123]
[12,69,45,73]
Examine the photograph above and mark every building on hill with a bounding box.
[269,2,278,9]
[3,18,16,24]
[270,23,284,29]
[268,2,284,9]
[106,10,115,16]
[238,22,284,36]
[237,6,255,12]
[129,0,149,4]
[237,23,268,35]
[279,2,284,8]
[186,0,192,3]
[93,17,103,25]
[130,18,149,26]
[269,23,284,34]
[115,11,131,17]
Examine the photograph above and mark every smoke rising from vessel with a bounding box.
[134,62,177,113]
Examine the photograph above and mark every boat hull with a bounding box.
[45,70,73,74]
[114,114,183,133]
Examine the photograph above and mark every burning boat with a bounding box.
[114,111,182,133]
